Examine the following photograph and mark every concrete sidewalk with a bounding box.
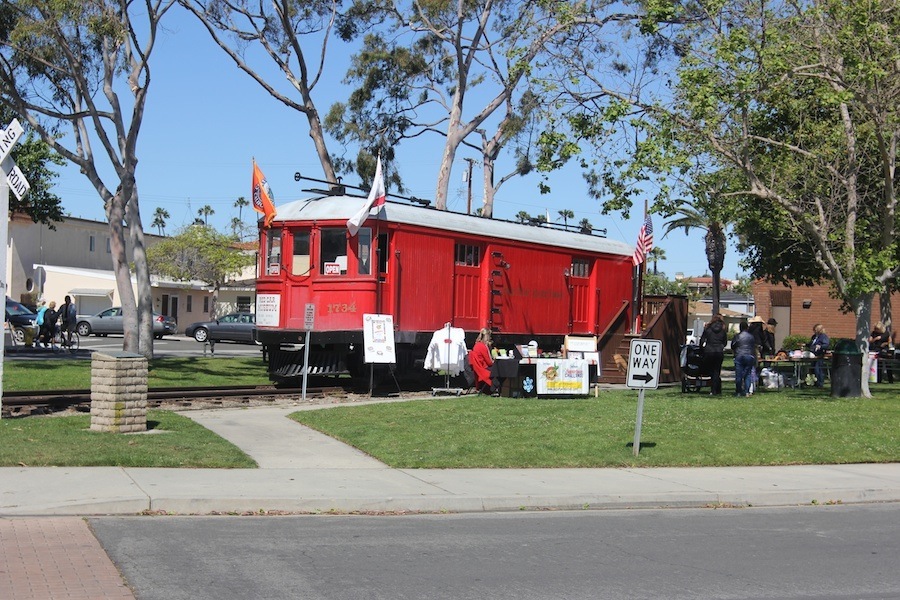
[1,404,899,516]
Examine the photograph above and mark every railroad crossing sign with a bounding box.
[0,119,31,200]
[1,119,30,421]
[626,338,662,389]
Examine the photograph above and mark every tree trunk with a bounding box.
[126,186,154,359]
[855,293,874,398]
[106,190,140,354]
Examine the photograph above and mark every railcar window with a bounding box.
[455,244,481,266]
[571,258,590,278]
[357,228,372,275]
[378,233,388,273]
[265,230,282,276]
[320,228,348,275]
[292,231,311,275]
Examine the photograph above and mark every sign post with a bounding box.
[626,338,662,456]
[302,303,315,402]
[0,119,30,420]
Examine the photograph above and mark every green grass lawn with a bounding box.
[0,410,257,468]
[2,356,271,391]
[289,385,900,468]
[2,357,897,469]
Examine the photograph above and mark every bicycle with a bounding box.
[49,328,80,354]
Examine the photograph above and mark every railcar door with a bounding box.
[569,257,591,333]
[453,242,483,331]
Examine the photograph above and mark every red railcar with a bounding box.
[254,190,635,383]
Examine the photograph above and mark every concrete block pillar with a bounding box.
[90,351,148,433]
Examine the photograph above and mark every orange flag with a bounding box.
[251,160,277,228]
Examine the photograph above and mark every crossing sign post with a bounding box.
[0,119,30,421]
[626,338,662,455]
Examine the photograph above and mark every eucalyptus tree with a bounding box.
[178,0,342,182]
[542,0,900,396]
[0,0,176,358]
[328,0,654,215]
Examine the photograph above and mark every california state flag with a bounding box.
[251,160,277,228]
[347,156,386,236]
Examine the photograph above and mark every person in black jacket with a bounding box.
[764,318,778,358]
[700,314,728,395]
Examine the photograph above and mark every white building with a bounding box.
[7,213,257,328]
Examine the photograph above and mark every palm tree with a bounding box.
[151,207,170,236]
[197,205,215,225]
[234,196,249,222]
[515,210,531,224]
[578,218,593,234]
[558,209,575,229]
[647,247,666,275]
[663,198,728,316]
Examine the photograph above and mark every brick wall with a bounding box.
[752,281,898,342]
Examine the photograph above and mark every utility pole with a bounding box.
[463,158,475,215]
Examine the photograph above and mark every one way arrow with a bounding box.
[632,372,655,384]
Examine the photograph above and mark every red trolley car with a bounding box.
[254,188,636,384]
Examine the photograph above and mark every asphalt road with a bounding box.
[90,503,899,600]
[3,332,264,359]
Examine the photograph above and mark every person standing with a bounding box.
[700,314,728,395]
[731,321,757,397]
[869,322,893,383]
[764,318,778,358]
[747,315,766,357]
[809,324,830,388]
[60,295,77,346]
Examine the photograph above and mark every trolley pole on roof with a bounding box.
[463,158,475,215]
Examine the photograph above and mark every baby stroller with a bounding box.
[680,344,711,393]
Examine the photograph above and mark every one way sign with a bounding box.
[626,338,662,389]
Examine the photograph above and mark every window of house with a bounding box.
[292,230,311,275]
[265,229,282,276]
[106,238,111,253]
[357,228,372,275]
[455,244,481,266]
[89,235,95,252]
[186,295,192,312]
[570,258,590,278]
[237,296,252,312]
[320,228,347,275]
[203,296,209,314]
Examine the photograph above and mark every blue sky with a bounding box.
[46,9,743,281]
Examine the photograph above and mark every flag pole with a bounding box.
[633,200,649,334]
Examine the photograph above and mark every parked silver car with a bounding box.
[76,307,177,339]
[184,312,257,344]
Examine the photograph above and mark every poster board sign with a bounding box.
[255,293,281,327]
[363,314,396,364]
[564,335,597,354]
[536,359,589,395]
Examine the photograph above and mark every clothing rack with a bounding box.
[432,322,465,396]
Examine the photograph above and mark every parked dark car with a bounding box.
[185,312,257,344]
[5,297,39,344]
[76,307,177,339]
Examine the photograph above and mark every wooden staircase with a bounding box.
[599,333,640,384]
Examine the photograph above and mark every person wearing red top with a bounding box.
[469,328,496,394]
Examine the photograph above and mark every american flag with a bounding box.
[632,214,653,266]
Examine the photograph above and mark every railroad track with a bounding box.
[0,385,350,418]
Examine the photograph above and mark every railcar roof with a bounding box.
[272,195,633,257]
